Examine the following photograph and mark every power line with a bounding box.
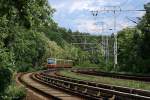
[126,17,142,24]
[91,12,111,65]
[90,5,146,68]
[90,6,120,68]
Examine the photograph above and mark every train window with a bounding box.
[57,59,61,64]
[47,59,55,64]
[66,60,69,64]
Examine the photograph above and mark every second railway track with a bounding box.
[72,68,150,82]
[40,69,150,100]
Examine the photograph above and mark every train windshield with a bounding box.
[47,59,55,64]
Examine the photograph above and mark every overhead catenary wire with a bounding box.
[90,4,146,68]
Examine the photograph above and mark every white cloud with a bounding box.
[74,18,113,35]
[52,3,66,10]
[49,0,147,35]
[50,0,124,14]
[74,19,98,34]
[69,0,123,13]
[135,11,146,17]
[69,1,90,13]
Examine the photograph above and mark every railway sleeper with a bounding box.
[39,74,115,97]
[38,78,103,99]
[55,73,150,98]
[37,73,150,100]
[133,89,150,97]
[86,88,113,98]
[74,86,78,90]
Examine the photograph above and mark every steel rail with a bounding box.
[72,69,150,82]
[17,73,62,100]
[52,72,150,98]
[34,70,150,100]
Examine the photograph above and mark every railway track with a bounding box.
[34,70,109,100]
[41,69,150,100]
[17,72,84,100]
[72,68,150,82]
[17,69,150,100]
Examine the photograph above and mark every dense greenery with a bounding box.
[0,0,58,99]
[0,0,149,99]
[0,68,12,99]
[118,3,150,73]
[0,0,102,99]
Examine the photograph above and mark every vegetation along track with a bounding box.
[72,68,150,82]
[41,69,150,100]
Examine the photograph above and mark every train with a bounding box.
[47,58,73,68]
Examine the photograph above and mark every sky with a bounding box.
[48,0,150,35]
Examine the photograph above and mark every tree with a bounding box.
[138,3,150,59]
[117,3,150,73]
[137,3,150,72]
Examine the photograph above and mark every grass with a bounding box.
[60,70,150,90]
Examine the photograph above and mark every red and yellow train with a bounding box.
[47,58,73,68]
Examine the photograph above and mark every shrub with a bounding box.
[76,61,98,68]
[4,84,26,100]
[0,68,12,98]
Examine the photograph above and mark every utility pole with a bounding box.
[113,8,118,69]
[91,11,108,64]
[90,6,146,69]
[106,35,109,64]
[90,6,121,69]
[97,22,105,57]
[91,11,111,65]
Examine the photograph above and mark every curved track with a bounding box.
[17,69,150,100]
[34,70,109,100]
[39,69,150,100]
[17,72,83,100]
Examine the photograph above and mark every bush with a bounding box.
[76,61,98,68]
[17,65,45,72]
[103,62,114,72]
[16,65,31,72]
[28,66,45,72]
[4,84,26,100]
[0,68,12,98]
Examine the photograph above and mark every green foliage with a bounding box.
[0,49,14,69]
[118,3,150,73]
[4,84,26,100]
[118,28,140,71]
[45,30,65,46]
[12,28,48,68]
[103,62,114,71]
[0,68,12,97]
[62,43,80,60]
[138,3,150,60]
[0,0,57,98]
[0,0,149,99]
[0,0,55,68]
[76,61,98,68]
[0,0,55,28]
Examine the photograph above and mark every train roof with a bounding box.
[47,58,73,61]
